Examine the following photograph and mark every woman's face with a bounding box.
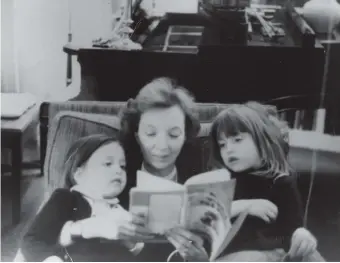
[136,105,186,171]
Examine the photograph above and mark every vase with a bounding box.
[302,0,340,34]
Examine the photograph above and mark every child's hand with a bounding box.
[115,212,156,241]
[80,213,154,241]
[288,227,317,259]
[247,199,278,223]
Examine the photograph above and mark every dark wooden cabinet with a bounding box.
[64,9,326,109]
[321,40,340,134]
[64,10,340,132]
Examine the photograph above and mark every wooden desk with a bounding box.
[1,105,39,224]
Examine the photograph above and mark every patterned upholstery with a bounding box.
[44,101,338,199]
[43,101,232,197]
[46,101,127,128]
[45,101,232,125]
[43,101,340,200]
[44,111,121,198]
[43,101,237,197]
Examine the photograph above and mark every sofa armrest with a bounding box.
[40,101,126,126]
[43,111,120,198]
[39,101,127,173]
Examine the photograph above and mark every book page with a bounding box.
[137,170,184,191]
[183,178,236,261]
[129,188,186,241]
[149,193,184,233]
[184,169,231,186]
[212,210,248,261]
[130,169,239,249]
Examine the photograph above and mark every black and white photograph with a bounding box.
[1,0,340,261]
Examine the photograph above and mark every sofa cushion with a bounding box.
[43,102,340,216]
[45,101,127,128]
[44,111,120,197]
[45,101,231,127]
[196,103,231,122]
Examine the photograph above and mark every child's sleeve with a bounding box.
[21,189,76,262]
[272,175,304,251]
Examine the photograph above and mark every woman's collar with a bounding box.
[141,163,178,182]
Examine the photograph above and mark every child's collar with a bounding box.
[70,184,119,205]
[230,167,289,182]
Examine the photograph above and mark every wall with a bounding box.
[70,0,115,45]
[1,0,19,93]
[4,0,116,100]
[13,0,69,99]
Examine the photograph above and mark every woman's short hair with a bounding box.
[120,77,201,143]
[209,101,292,177]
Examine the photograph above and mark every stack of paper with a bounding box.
[1,93,37,119]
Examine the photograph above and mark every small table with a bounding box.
[1,105,39,224]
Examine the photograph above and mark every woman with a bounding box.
[119,77,209,261]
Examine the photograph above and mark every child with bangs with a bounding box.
[21,134,151,262]
[209,102,324,262]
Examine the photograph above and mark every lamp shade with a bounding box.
[302,0,340,34]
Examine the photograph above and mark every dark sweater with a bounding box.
[21,189,138,262]
[225,171,304,254]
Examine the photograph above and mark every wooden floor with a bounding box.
[1,173,44,261]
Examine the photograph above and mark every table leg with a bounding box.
[11,134,22,225]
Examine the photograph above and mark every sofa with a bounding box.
[16,101,340,261]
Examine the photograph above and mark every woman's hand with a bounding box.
[288,228,317,259]
[246,199,278,223]
[79,212,155,242]
[166,227,209,262]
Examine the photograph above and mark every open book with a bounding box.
[129,169,247,261]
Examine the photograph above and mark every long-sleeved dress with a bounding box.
[224,171,304,255]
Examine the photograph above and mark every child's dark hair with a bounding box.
[210,101,292,178]
[63,134,122,188]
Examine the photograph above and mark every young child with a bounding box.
[209,102,323,262]
[21,134,149,262]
